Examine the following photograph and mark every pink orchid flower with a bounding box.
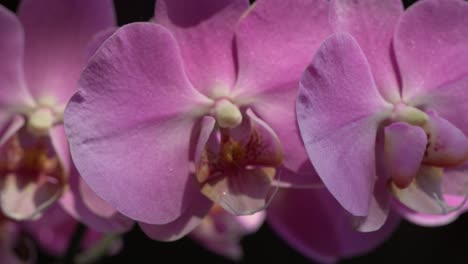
[64,0,331,240]
[297,0,468,231]
[0,1,132,232]
[190,205,265,261]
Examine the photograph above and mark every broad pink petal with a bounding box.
[59,168,134,233]
[352,174,391,232]
[64,23,212,224]
[86,28,117,60]
[395,0,468,100]
[234,0,330,97]
[384,122,427,188]
[391,165,466,214]
[330,0,403,103]
[0,6,33,108]
[268,188,400,263]
[139,187,212,242]
[18,0,116,104]
[155,0,248,94]
[414,76,468,133]
[296,33,391,216]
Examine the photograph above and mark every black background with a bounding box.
[1,0,468,263]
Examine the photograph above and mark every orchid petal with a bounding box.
[268,188,400,263]
[155,0,248,94]
[86,28,117,60]
[297,33,390,216]
[59,168,134,233]
[139,187,212,242]
[234,0,330,97]
[352,169,392,232]
[18,0,116,103]
[395,0,468,100]
[414,76,468,133]
[0,6,33,108]
[330,0,403,103]
[64,23,212,224]
[384,122,427,189]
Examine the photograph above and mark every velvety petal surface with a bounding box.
[352,170,392,232]
[18,0,116,103]
[86,28,117,60]
[330,0,402,103]
[268,188,400,263]
[395,0,468,100]
[139,186,212,242]
[296,33,391,216]
[64,23,213,224]
[234,0,330,96]
[59,168,134,233]
[155,0,248,94]
[0,6,33,109]
[353,133,392,232]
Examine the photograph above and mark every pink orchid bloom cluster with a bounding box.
[0,0,467,263]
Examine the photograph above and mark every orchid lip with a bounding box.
[196,109,283,215]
